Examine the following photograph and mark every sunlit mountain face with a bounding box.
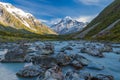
[0,2,57,35]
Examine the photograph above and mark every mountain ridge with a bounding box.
[51,16,87,34]
[74,0,120,42]
[0,2,57,35]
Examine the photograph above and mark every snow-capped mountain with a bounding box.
[51,16,88,34]
[0,2,56,35]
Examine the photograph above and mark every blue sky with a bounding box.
[0,0,114,25]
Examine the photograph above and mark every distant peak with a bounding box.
[51,16,87,34]
[64,16,72,20]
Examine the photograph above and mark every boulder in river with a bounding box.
[1,42,29,62]
[71,60,83,69]
[35,43,54,55]
[60,46,73,52]
[70,54,90,69]
[56,52,72,66]
[81,43,113,58]
[16,65,44,77]
[37,65,64,80]
[1,49,26,62]
[102,43,113,52]
[32,55,57,69]
[81,43,104,57]
[65,70,92,80]
[56,53,89,69]
[92,74,114,80]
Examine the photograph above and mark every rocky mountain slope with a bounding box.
[0,2,56,35]
[74,0,120,42]
[51,16,87,34]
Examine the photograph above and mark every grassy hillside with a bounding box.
[95,21,120,42]
[74,0,120,42]
[0,24,72,42]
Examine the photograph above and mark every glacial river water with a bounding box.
[0,41,120,80]
[0,63,36,80]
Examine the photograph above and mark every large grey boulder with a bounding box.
[56,53,89,69]
[71,60,83,69]
[70,54,90,69]
[102,44,113,52]
[65,70,91,80]
[92,74,114,80]
[60,46,73,52]
[81,47,103,57]
[32,55,57,69]
[65,70,81,80]
[56,52,72,66]
[1,42,29,62]
[81,43,103,57]
[71,54,90,66]
[37,65,64,80]
[81,43,113,57]
[35,43,54,55]
[16,65,44,77]
[1,49,26,62]
[65,70,114,80]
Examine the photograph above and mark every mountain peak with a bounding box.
[51,16,87,34]
[0,2,33,18]
[64,16,72,20]
[0,2,11,6]
[0,1,57,35]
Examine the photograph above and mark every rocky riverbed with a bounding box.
[0,41,120,80]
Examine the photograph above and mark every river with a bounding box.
[0,41,120,80]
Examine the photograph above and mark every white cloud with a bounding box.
[76,0,113,6]
[49,18,62,25]
[74,15,97,22]
[78,0,100,5]
[39,19,48,23]
[38,18,62,27]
